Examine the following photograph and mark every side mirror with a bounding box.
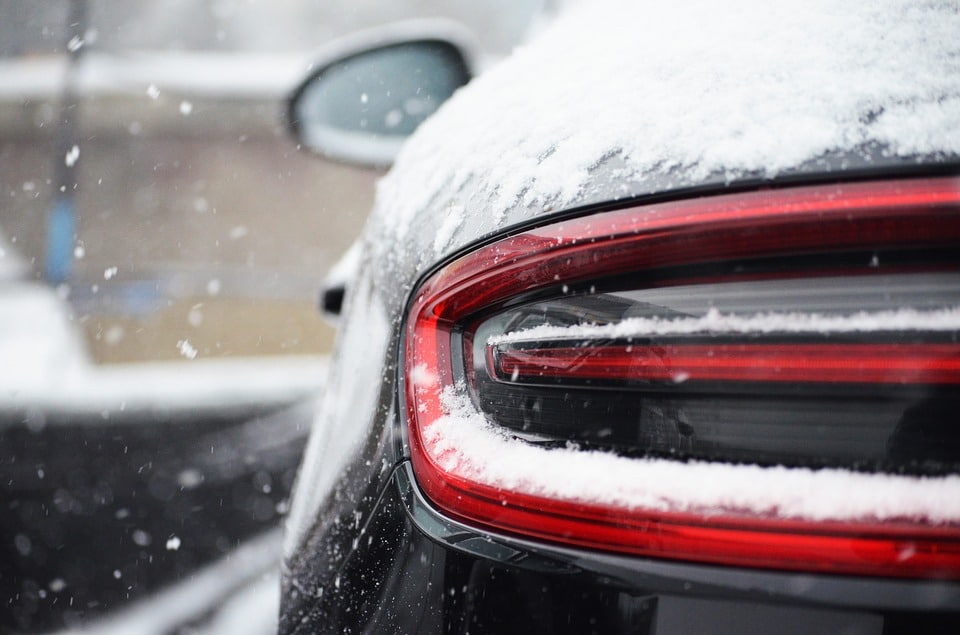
[289,29,473,167]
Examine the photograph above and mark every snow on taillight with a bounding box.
[404,177,960,578]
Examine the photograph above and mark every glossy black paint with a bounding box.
[284,462,960,634]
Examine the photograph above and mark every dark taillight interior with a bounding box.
[475,273,960,472]
[405,177,960,578]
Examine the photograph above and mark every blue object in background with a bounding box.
[45,195,75,284]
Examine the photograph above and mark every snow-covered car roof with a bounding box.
[370,0,960,287]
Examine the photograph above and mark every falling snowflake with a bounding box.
[177,340,198,360]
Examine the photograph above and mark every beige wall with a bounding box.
[1,93,376,362]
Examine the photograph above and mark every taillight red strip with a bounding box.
[426,469,960,579]
[491,343,960,385]
[423,178,960,320]
[405,177,960,579]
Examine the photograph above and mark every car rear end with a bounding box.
[395,173,960,632]
[282,173,960,635]
[281,1,960,632]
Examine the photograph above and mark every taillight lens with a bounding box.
[404,177,960,578]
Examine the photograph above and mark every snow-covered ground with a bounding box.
[374,0,960,270]
[0,279,327,416]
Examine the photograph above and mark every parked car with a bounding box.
[281,1,960,632]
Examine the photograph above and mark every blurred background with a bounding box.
[1,0,539,364]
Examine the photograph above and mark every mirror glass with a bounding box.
[292,40,471,165]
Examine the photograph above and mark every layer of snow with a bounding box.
[425,386,960,524]
[0,284,90,399]
[184,570,279,635]
[373,0,960,271]
[1,353,328,417]
[490,306,960,344]
[0,230,31,281]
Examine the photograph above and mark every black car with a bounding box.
[281,2,960,633]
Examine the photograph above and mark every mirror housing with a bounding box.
[289,22,476,167]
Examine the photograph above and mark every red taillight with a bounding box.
[404,177,960,578]
[491,342,960,385]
